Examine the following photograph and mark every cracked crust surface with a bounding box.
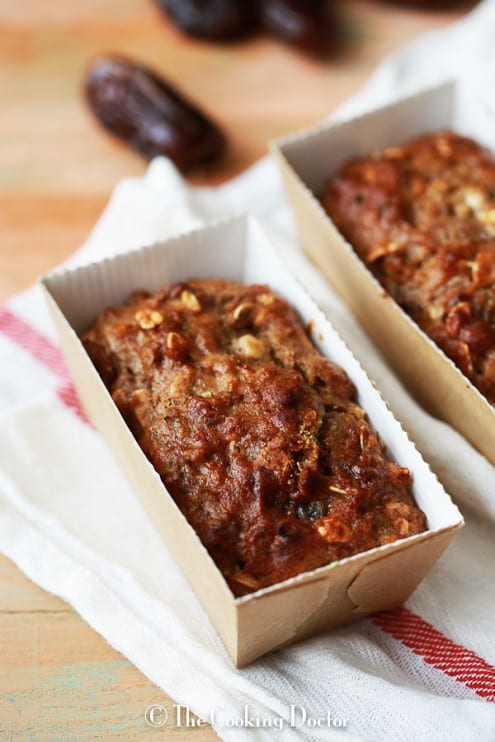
[82,279,426,596]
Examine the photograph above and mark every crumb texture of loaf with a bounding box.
[322,130,495,405]
[81,279,426,596]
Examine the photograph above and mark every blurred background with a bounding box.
[0,1,476,305]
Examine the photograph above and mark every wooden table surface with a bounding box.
[0,1,475,739]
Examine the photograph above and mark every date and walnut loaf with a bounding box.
[322,130,495,405]
[82,279,426,596]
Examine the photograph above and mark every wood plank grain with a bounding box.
[0,195,107,300]
[0,610,218,741]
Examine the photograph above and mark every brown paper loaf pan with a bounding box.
[40,215,463,666]
[272,79,495,466]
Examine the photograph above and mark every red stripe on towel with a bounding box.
[373,607,495,701]
[0,308,68,378]
[0,307,92,426]
[57,381,92,426]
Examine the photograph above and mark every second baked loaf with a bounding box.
[323,130,495,405]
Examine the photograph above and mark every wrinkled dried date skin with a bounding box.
[156,0,257,41]
[259,0,335,54]
[84,55,225,170]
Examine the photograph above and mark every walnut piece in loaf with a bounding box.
[322,130,495,405]
[82,279,426,596]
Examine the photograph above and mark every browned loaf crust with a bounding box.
[82,279,426,596]
[322,130,495,405]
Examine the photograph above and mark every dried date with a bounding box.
[84,55,225,170]
[155,0,257,41]
[259,0,335,54]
